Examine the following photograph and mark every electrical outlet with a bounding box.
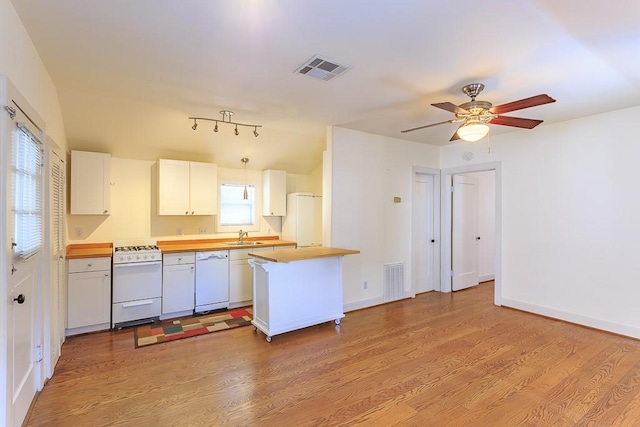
[74,227,82,238]
[363,281,368,290]
[177,228,183,235]
[199,227,206,234]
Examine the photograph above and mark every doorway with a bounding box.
[441,162,502,305]
[411,167,440,295]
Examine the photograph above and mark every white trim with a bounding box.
[410,166,440,296]
[441,162,502,306]
[502,298,640,340]
[344,297,385,313]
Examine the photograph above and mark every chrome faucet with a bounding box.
[239,229,248,243]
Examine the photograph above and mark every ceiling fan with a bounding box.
[401,83,556,142]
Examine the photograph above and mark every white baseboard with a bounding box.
[343,296,385,313]
[479,274,495,282]
[501,297,640,340]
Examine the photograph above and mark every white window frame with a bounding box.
[217,171,261,233]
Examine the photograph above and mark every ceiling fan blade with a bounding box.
[490,116,543,129]
[449,124,463,141]
[431,102,470,114]
[401,120,453,133]
[490,94,556,115]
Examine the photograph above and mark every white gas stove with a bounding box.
[112,240,162,328]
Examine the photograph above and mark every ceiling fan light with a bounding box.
[458,123,490,142]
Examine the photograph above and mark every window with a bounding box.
[12,123,43,260]
[219,184,255,226]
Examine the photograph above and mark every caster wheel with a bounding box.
[334,319,341,325]
[253,326,257,332]
[266,336,272,343]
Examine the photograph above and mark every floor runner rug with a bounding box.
[134,307,252,348]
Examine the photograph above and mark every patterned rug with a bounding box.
[134,307,253,348]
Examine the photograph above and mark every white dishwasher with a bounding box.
[195,250,229,313]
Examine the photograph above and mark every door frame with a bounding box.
[440,162,502,305]
[410,166,440,296]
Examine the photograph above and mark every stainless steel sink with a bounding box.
[225,241,265,246]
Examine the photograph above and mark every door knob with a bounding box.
[476,237,481,240]
[13,294,25,304]
[430,239,435,243]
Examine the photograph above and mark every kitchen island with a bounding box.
[248,246,359,342]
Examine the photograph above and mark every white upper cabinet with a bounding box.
[158,159,217,215]
[70,150,111,215]
[262,169,286,216]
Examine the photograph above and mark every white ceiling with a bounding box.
[11,0,640,174]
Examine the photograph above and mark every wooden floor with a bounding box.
[26,282,640,426]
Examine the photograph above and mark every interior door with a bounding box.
[452,174,479,291]
[413,173,435,293]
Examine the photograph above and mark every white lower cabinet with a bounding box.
[228,247,273,308]
[162,252,195,319]
[67,257,112,336]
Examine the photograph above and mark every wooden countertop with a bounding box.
[248,246,359,263]
[157,237,296,253]
[66,243,113,259]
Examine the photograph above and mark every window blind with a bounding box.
[220,184,255,226]
[12,123,43,260]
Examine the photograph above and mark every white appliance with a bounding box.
[282,193,322,247]
[195,250,229,313]
[112,241,162,328]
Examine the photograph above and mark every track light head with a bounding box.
[235,125,239,136]
[191,119,197,130]
[214,122,218,132]
[253,127,259,137]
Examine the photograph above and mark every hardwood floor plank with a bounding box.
[25,282,640,426]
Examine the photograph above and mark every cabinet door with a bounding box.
[158,159,190,215]
[162,263,195,314]
[229,260,253,303]
[189,161,217,215]
[262,170,286,216]
[70,150,111,215]
[68,270,111,328]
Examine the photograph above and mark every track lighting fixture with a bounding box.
[189,110,261,137]
[241,157,249,200]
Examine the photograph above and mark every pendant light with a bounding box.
[241,157,249,200]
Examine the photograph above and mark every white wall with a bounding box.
[67,157,315,243]
[328,127,440,310]
[1,0,69,425]
[441,106,640,338]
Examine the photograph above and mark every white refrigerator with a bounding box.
[282,193,322,247]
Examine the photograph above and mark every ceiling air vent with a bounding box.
[295,55,351,82]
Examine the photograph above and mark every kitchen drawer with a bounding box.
[163,252,195,266]
[229,246,272,261]
[112,297,161,325]
[68,257,111,273]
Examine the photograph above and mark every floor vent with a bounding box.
[383,263,404,302]
[295,55,351,81]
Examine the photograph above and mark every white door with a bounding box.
[6,104,43,426]
[413,173,435,293]
[47,147,65,376]
[452,174,479,291]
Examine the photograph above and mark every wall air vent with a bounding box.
[295,55,351,82]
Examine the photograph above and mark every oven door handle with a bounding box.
[122,299,154,308]
[113,261,161,268]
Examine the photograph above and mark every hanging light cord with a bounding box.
[189,110,261,137]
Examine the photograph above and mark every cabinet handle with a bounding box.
[87,263,93,267]
[191,211,194,215]
[104,273,109,277]
[103,210,108,214]
[185,211,189,215]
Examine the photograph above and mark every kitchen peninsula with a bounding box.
[248,246,360,342]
